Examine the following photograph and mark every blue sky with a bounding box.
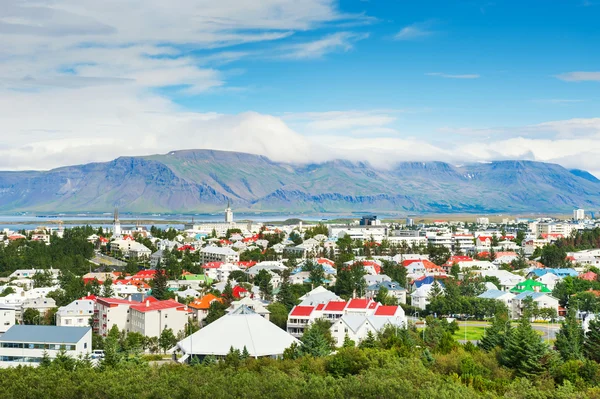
[0,0,598,172]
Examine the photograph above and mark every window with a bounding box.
[84,343,87,349]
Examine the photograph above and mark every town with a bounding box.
[0,204,599,381]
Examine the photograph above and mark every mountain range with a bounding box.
[0,149,599,214]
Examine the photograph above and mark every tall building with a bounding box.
[225,200,233,223]
[113,208,122,238]
[574,208,585,221]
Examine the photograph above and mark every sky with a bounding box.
[0,0,599,173]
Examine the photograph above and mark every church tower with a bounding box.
[113,208,122,238]
[225,200,233,223]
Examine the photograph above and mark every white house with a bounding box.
[0,325,91,368]
[457,260,497,271]
[512,292,560,319]
[128,299,190,337]
[537,272,561,291]
[227,297,270,320]
[56,299,95,327]
[477,289,516,309]
[365,281,407,304]
[330,305,406,347]
[200,246,239,264]
[0,305,15,333]
[95,297,140,337]
[410,281,444,310]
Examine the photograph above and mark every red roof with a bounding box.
[478,251,491,258]
[580,271,598,281]
[316,258,335,266]
[82,294,98,301]
[96,297,140,307]
[347,298,371,309]
[477,236,492,242]
[232,285,248,298]
[131,270,158,280]
[324,301,347,312]
[236,261,257,269]
[130,299,187,313]
[83,277,103,285]
[202,262,224,269]
[98,236,109,243]
[290,306,315,317]
[315,303,325,311]
[242,235,259,243]
[177,245,195,251]
[443,256,473,266]
[541,233,563,239]
[374,305,399,316]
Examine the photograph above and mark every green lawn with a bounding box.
[453,326,487,341]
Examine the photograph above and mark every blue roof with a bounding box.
[413,276,438,289]
[513,291,552,300]
[478,289,512,299]
[366,281,406,292]
[0,325,90,344]
[529,268,578,278]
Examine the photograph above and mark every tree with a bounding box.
[501,316,548,377]
[358,330,378,349]
[555,307,584,361]
[584,317,600,362]
[427,244,450,266]
[222,280,235,304]
[300,322,333,357]
[152,262,169,300]
[32,270,54,288]
[159,328,177,354]
[205,300,227,325]
[23,308,41,325]
[102,277,115,298]
[540,245,567,268]
[374,286,396,306]
[267,302,289,330]
[479,310,511,352]
[255,269,273,300]
[276,277,297,312]
[334,262,366,298]
[381,260,407,288]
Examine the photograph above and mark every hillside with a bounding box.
[0,149,598,214]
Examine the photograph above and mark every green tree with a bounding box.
[479,310,511,351]
[584,317,600,362]
[205,300,227,325]
[23,308,41,325]
[501,316,549,377]
[101,277,115,298]
[32,270,54,288]
[267,302,289,330]
[222,280,235,304]
[540,245,567,268]
[300,322,333,357]
[152,262,169,300]
[381,260,407,287]
[159,328,177,354]
[254,269,273,300]
[555,307,584,361]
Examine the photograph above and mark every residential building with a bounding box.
[188,294,223,322]
[574,209,585,221]
[95,297,140,337]
[365,281,407,304]
[56,299,94,327]
[18,298,57,323]
[512,292,560,319]
[227,297,270,320]
[0,325,91,368]
[0,306,15,334]
[477,289,515,309]
[200,247,239,264]
[128,299,190,337]
[330,305,406,347]
[510,279,552,294]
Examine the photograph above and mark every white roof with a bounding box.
[174,312,299,357]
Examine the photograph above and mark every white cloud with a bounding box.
[394,21,435,40]
[555,71,600,82]
[279,32,369,59]
[426,72,480,79]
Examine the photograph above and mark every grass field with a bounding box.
[453,326,487,341]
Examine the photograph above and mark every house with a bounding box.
[8,269,60,280]
[175,289,202,299]
[580,271,598,282]
[200,246,239,264]
[512,292,560,319]
[177,273,214,289]
[0,305,15,333]
[402,259,445,276]
[510,279,552,294]
[537,273,561,291]
[227,297,270,320]
[18,298,57,323]
[110,239,151,259]
[188,294,223,322]
[94,297,140,337]
[330,305,406,347]
[456,260,497,271]
[56,299,95,327]
[477,289,515,309]
[0,325,91,368]
[473,270,525,292]
[411,281,444,310]
[172,307,299,362]
[365,281,407,304]
[298,286,342,306]
[128,299,190,337]
[527,268,578,279]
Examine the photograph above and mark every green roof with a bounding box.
[510,279,552,294]
[181,274,213,283]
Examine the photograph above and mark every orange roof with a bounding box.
[188,294,223,310]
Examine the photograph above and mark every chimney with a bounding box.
[128,295,131,302]
[146,300,150,307]
[87,292,90,297]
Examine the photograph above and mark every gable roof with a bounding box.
[289,305,315,317]
[478,289,514,300]
[373,305,400,316]
[130,299,187,313]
